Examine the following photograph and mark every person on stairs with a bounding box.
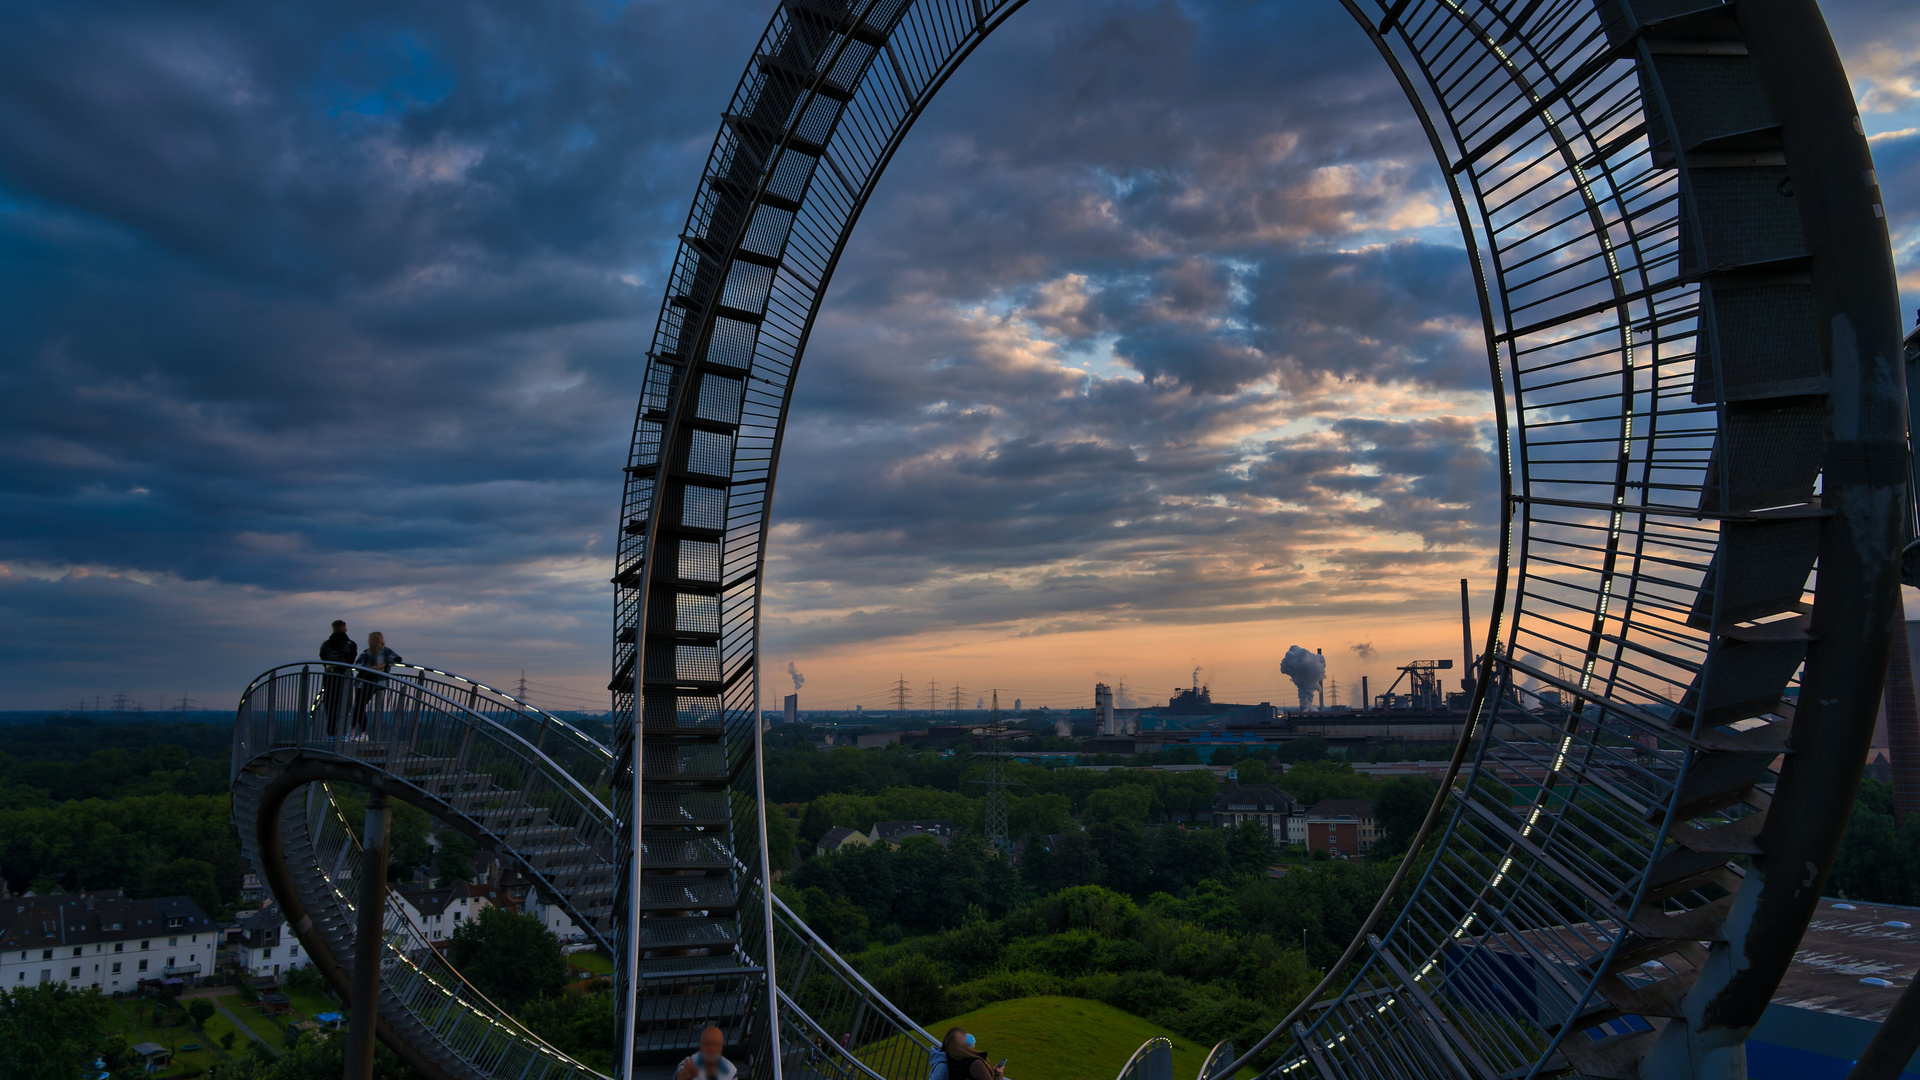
[676,1025,736,1080]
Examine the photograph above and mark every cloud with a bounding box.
[0,0,1910,708]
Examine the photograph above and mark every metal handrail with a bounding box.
[391,663,614,779]
[237,662,614,820]
[235,662,619,957]
[1196,1042,1234,1080]
[311,783,611,1080]
[767,889,936,1045]
[775,988,900,1080]
[1115,1038,1172,1080]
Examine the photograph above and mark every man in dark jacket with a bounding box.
[320,620,357,735]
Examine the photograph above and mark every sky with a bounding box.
[1,0,1916,716]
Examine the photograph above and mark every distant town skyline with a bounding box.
[0,0,1914,711]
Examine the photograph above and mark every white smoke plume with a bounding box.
[787,662,804,691]
[1281,645,1327,711]
[1349,641,1378,662]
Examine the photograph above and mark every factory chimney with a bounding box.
[1361,675,1370,714]
[1460,578,1476,696]
[1094,683,1116,736]
[1317,648,1325,709]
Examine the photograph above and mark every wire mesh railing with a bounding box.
[293,782,613,1080]
[234,662,620,947]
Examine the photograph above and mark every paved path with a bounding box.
[215,999,272,1048]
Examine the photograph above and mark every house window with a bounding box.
[168,937,178,947]
[141,940,150,950]
[138,960,148,972]
[112,963,121,974]
[114,944,123,953]
[39,970,50,982]
[69,967,79,978]
[72,948,82,958]
[263,948,272,959]
[288,946,298,957]
[40,950,50,961]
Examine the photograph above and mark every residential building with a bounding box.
[816,826,871,856]
[234,904,311,978]
[395,882,514,943]
[1211,783,1298,843]
[1304,798,1378,856]
[0,891,217,992]
[495,868,585,943]
[870,819,955,848]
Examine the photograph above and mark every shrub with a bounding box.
[871,953,949,1023]
[943,970,1064,1015]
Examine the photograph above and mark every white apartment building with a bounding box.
[233,904,311,978]
[395,882,514,943]
[0,891,217,993]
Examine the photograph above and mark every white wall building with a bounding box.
[233,904,311,979]
[0,892,218,993]
[395,882,513,943]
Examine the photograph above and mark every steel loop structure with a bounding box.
[607,1,1903,1079]
[228,0,1904,1078]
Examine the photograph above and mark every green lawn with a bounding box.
[913,998,1221,1080]
[225,998,291,1047]
[567,950,614,976]
[107,999,228,1077]
[286,988,339,1019]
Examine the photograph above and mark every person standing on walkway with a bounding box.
[319,620,357,735]
[351,631,402,738]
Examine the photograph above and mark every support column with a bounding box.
[345,791,391,1080]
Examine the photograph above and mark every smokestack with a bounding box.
[1362,675,1369,713]
[1317,648,1325,708]
[1281,646,1326,713]
[1460,578,1476,694]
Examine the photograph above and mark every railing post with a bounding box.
[346,790,392,1080]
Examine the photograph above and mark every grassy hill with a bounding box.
[925,997,1220,1080]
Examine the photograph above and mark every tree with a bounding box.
[1085,786,1152,826]
[444,906,567,1010]
[1278,736,1329,763]
[189,997,216,1029]
[142,856,222,916]
[1227,820,1275,878]
[1280,760,1373,805]
[765,805,800,873]
[1051,830,1105,889]
[799,800,836,848]
[1372,776,1440,855]
[435,830,478,884]
[0,983,111,1080]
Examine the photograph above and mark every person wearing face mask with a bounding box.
[942,1027,1004,1080]
[675,1025,736,1080]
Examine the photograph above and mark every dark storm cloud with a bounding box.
[3,0,1906,705]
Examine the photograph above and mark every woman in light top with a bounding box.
[350,631,402,738]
